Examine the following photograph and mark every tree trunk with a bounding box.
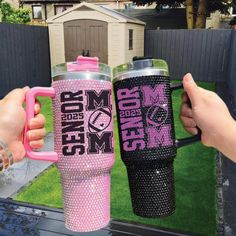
[186,0,194,29]
[195,0,207,28]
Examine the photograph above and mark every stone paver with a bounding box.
[0,132,54,198]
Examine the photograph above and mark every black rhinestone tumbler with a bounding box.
[113,57,200,218]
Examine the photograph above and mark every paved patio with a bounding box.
[0,133,54,198]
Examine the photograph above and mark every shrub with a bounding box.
[0,1,31,24]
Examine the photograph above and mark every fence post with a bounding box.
[216,30,236,235]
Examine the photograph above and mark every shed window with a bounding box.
[128,29,133,50]
[32,5,42,19]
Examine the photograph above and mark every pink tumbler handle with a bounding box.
[24,87,58,162]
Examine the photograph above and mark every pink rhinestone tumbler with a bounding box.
[24,56,114,232]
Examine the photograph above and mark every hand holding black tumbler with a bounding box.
[113,57,200,218]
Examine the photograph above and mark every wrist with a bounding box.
[0,139,14,172]
[221,118,236,144]
[214,118,236,160]
[0,130,11,145]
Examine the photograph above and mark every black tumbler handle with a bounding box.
[170,82,202,148]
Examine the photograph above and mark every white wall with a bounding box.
[206,11,221,29]
[48,23,65,66]
[124,23,144,63]
[108,23,125,68]
[206,11,235,29]
[46,4,55,19]
[5,0,18,9]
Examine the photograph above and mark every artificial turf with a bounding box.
[15,82,216,236]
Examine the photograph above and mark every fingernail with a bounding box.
[23,86,30,89]
[193,129,198,135]
[185,73,193,82]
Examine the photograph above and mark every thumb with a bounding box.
[183,73,200,107]
[4,86,30,105]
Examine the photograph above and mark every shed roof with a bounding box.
[47,2,145,25]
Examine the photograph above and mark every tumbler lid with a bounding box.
[52,56,111,81]
[113,57,169,82]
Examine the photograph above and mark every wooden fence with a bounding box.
[0,23,51,98]
[144,29,233,82]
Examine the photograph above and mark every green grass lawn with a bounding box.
[15,82,216,236]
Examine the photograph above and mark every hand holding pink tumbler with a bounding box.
[24,56,114,232]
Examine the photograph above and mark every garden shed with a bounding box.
[47,2,145,68]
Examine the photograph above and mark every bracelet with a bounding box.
[0,154,3,172]
[0,139,14,173]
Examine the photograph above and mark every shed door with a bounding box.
[64,20,108,63]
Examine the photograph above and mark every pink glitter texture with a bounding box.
[52,79,114,232]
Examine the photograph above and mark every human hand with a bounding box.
[0,87,46,163]
[180,73,236,154]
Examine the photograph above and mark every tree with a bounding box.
[0,0,30,24]
[132,0,234,28]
